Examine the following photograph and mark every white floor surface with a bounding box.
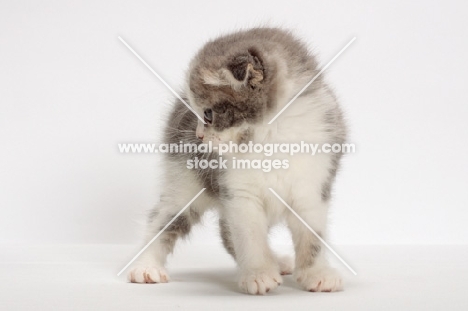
[1,244,467,310]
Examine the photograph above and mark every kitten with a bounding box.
[127,28,346,294]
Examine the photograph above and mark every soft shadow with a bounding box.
[171,268,242,296]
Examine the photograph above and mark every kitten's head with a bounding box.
[186,46,274,144]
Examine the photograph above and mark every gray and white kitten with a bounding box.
[128,28,346,294]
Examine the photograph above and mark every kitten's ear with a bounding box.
[227,49,264,88]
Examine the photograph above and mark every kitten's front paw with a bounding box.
[238,269,283,295]
[127,266,170,284]
[295,266,343,292]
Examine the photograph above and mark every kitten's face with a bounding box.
[187,49,271,145]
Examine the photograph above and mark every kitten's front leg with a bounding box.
[287,204,343,292]
[223,196,282,295]
[126,204,174,284]
[127,195,202,284]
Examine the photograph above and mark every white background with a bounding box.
[1,0,467,246]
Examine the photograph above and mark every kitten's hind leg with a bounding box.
[287,202,343,292]
[127,187,207,284]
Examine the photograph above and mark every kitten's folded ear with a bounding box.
[227,48,264,88]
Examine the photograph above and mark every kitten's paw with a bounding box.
[238,269,283,295]
[127,266,170,284]
[276,255,294,275]
[295,267,343,292]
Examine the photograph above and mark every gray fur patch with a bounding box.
[321,181,332,202]
[188,28,317,130]
[211,99,264,131]
[310,244,322,258]
[147,209,159,223]
[163,99,221,196]
[294,228,323,270]
[158,209,202,252]
[321,153,340,201]
[238,127,253,144]
[297,243,322,270]
[227,48,264,87]
[160,232,178,251]
[189,207,201,223]
[321,102,347,202]
[164,215,191,236]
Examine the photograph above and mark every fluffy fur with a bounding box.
[127,28,346,294]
